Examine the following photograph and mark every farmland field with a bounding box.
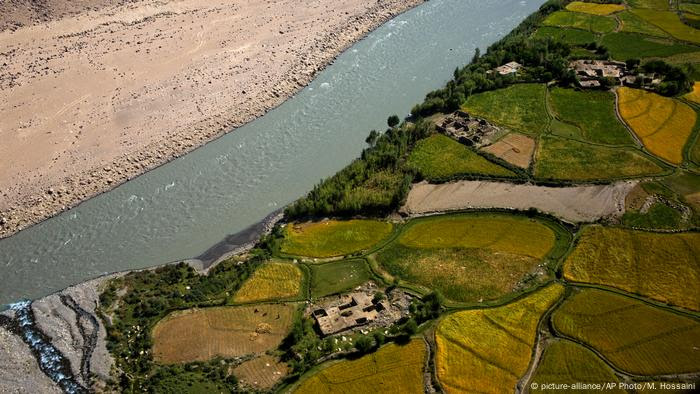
[552,288,700,375]
[407,134,516,180]
[563,226,700,311]
[462,84,549,136]
[529,340,624,393]
[542,11,617,34]
[628,0,669,9]
[631,9,700,44]
[684,82,700,104]
[601,33,699,60]
[152,304,296,363]
[375,213,559,302]
[565,1,624,16]
[549,88,633,145]
[534,135,665,181]
[309,259,371,298]
[481,133,535,169]
[293,339,426,394]
[435,284,564,394]
[532,26,596,46]
[232,355,288,390]
[622,201,685,229]
[682,2,700,15]
[618,87,696,164]
[618,11,668,37]
[281,219,393,258]
[234,262,303,303]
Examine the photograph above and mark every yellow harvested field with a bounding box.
[481,133,535,168]
[294,339,426,394]
[152,304,296,363]
[234,262,303,303]
[684,82,700,104]
[618,87,695,165]
[232,354,288,390]
[566,1,625,16]
[281,219,393,258]
[435,284,564,394]
[552,289,700,375]
[563,227,700,311]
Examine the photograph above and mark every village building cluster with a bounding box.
[494,61,522,75]
[436,110,500,148]
[570,59,660,89]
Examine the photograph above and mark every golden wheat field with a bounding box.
[152,304,296,363]
[552,289,700,375]
[281,219,393,258]
[435,284,564,394]
[293,339,427,394]
[232,354,289,390]
[618,87,695,164]
[684,82,700,104]
[563,227,700,311]
[234,262,303,303]
[566,1,625,15]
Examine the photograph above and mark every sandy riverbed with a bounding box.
[0,0,423,238]
[401,180,638,223]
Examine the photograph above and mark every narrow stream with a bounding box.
[0,0,545,306]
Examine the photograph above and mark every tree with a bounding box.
[472,47,481,64]
[387,115,400,128]
[354,335,374,354]
[365,129,379,146]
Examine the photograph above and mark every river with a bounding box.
[0,0,545,306]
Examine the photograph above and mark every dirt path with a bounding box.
[401,180,638,223]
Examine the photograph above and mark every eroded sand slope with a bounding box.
[0,0,422,238]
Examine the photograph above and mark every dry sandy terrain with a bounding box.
[0,0,423,238]
[481,133,535,169]
[401,180,638,223]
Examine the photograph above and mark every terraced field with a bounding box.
[309,259,371,298]
[565,1,624,16]
[542,11,617,34]
[552,289,700,375]
[234,262,303,303]
[529,340,624,393]
[293,339,426,394]
[462,84,549,136]
[618,87,696,164]
[435,284,564,394]
[281,219,393,258]
[563,227,700,311]
[601,32,699,61]
[535,135,665,181]
[549,88,633,145]
[152,304,296,363]
[232,355,288,390]
[407,134,516,180]
[533,26,596,45]
[631,9,700,44]
[618,11,669,37]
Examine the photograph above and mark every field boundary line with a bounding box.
[613,87,644,148]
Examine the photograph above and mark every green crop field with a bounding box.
[622,202,685,229]
[549,88,633,145]
[375,213,560,302]
[462,84,549,136]
[436,284,564,394]
[631,9,700,44]
[309,259,372,298]
[407,134,516,180]
[529,340,624,393]
[281,219,393,258]
[532,27,596,46]
[552,289,700,375]
[535,136,665,181]
[234,261,304,303]
[563,226,700,311]
[542,11,617,34]
[293,339,426,394]
[618,11,669,37]
[628,0,670,9]
[681,2,700,15]
[601,33,699,60]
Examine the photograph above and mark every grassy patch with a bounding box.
[435,284,564,394]
[618,11,669,37]
[535,135,665,181]
[563,226,700,311]
[532,26,596,46]
[234,262,303,303]
[552,288,700,375]
[601,32,699,60]
[309,259,372,298]
[530,340,624,393]
[618,87,696,165]
[281,219,393,258]
[549,87,633,145]
[565,1,624,16]
[542,11,618,34]
[407,134,516,180]
[622,202,685,229]
[462,84,549,136]
[293,339,426,394]
[631,9,700,44]
[152,304,296,364]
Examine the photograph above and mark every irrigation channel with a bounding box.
[0,0,546,306]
